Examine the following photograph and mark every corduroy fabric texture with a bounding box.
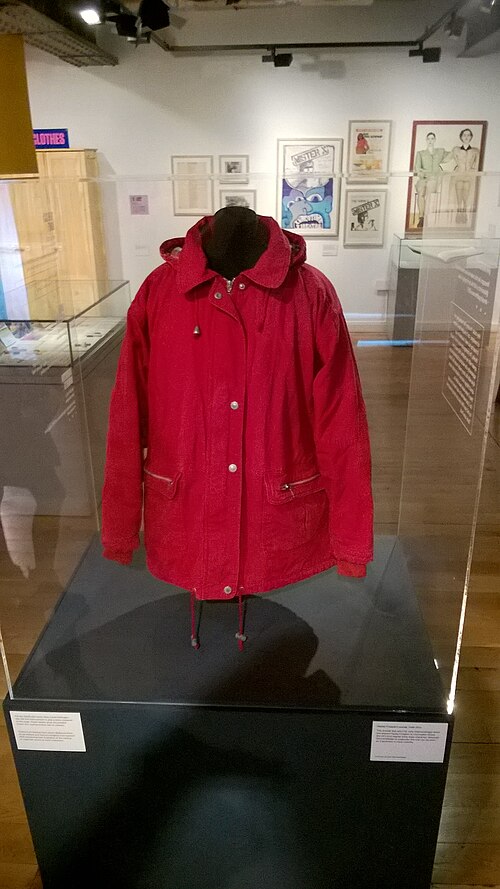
[102,215,373,599]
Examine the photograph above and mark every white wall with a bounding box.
[23,27,500,315]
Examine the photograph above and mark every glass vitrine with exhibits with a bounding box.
[0,279,130,529]
[0,172,498,722]
[0,169,499,889]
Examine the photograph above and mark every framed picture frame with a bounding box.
[343,189,387,247]
[347,120,391,182]
[219,155,249,183]
[171,155,213,216]
[405,120,487,237]
[277,138,343,237]
[218,189,257,211]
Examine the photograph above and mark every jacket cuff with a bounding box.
[337,560,366,578]
[103,546,134,566]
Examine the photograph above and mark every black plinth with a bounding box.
[4,534,453,889]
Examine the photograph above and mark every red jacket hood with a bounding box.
[159,215,306,291]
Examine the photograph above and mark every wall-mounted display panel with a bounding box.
[277,138,343,237]
[219,155,249,184]
[171,155,213,216]
[347,120,391,182]
[405,120,487,238]
[343,189,387,246]
[218,188,256,211]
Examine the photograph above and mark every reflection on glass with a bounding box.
[0,486,36,578]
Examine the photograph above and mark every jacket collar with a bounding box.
[176,215,304,295]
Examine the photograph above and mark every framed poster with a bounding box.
[347,120,391,181]
[219,189,256,211]
[343,189,387,247]
[277,138,343,237]
[405,120,487,237]
[219,155,249,183]
[171,155,213,216]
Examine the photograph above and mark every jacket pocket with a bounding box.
[264,470,325,504]
[144,468,181,500]
[143,467,185,560]
[262,470,328,552]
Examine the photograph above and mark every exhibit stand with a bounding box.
[1,172,499,889]
[0,279,130,516]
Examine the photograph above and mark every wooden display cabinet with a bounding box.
[7,149,108,318]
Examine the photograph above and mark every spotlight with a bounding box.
[409,43,441,63]
[422,46,441,62]
[138,0,170,31]
[103,1,170,38]
[80,7,100,24]
[106,12,138,37]
[274,52,293,67]
[261,48,293,67]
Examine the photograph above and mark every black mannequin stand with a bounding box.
[201,207,269,279]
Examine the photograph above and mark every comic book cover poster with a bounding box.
[277,139,343,236]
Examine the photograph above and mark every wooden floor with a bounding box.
[0,332,499,888]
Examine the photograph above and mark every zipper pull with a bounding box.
[280,483,290,490]
[225,278,234,293]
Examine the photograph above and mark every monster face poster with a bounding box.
[277,139,343,237]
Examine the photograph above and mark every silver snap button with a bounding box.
[230,401,239,410]
[228,463,237,472]
[214,292,223,300]
[238,283,246,290]
[224,585,232,595]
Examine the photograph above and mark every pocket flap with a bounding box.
[264,470,325,505]
[143,468,181,500]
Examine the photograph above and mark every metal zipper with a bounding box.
[144,468,173,484]
[225,278,234,293]
[280,472,320,491]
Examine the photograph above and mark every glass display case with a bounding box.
[0,170,498,713]
[387,234,423,342]
[0,279,129,369]
[386,234,498,344]
[0,170,499,889]
[0,279,130,528]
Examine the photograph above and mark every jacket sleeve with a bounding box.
[311,275,374,577]
[101,279,150,564]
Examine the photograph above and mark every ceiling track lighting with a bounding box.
[80,8,101,25]
[408,42,441,62]
[89,1,170,39]
[444,12,465,38]
[262,47,293,67]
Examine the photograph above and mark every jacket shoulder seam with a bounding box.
[300,264,342,314]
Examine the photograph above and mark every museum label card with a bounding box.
[10,711,86,752]
[129,194,149,215]
[370,721,448,763]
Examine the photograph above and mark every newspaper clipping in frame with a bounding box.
[344,189,387,247]
[348,121,391,182]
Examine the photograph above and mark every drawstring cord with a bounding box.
[190,589,200,649]
[189,590,247,651]
[235,591,247,651]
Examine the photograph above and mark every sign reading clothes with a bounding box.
[33,129,69,149]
